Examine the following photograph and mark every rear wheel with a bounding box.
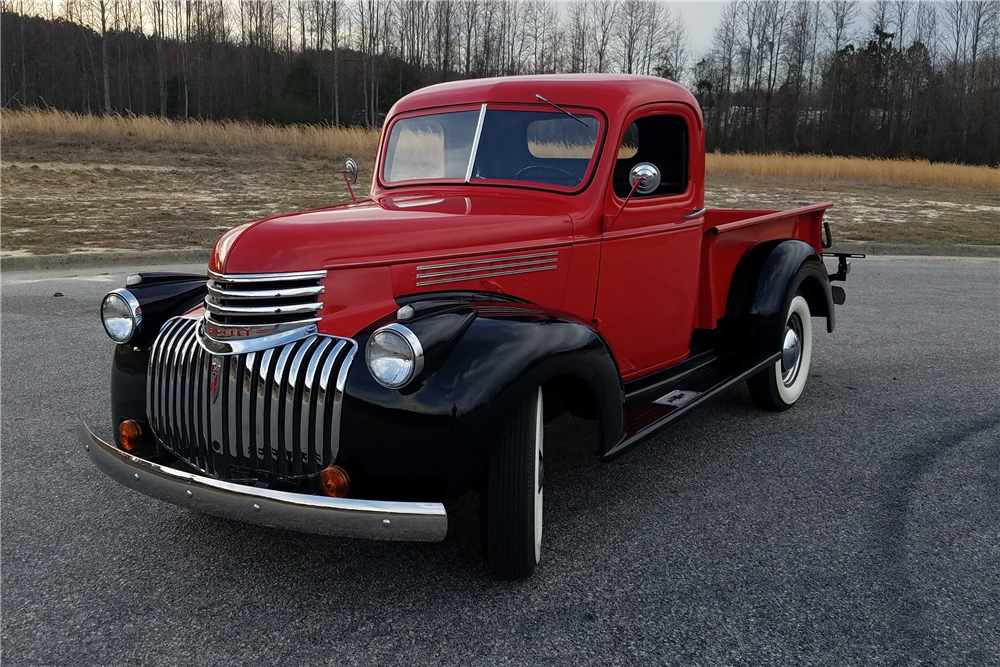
[748,294,813,411]
[482,387,544,578]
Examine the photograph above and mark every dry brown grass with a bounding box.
[1,107,380,157]
[707,151,999,190]
[2,108,997,190]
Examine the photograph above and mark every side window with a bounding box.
[613,115,689,198]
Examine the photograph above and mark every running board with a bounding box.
[601,350,780,461]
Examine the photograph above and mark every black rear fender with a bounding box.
[724,240,834,352]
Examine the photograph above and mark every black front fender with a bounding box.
[109,273,206,448]
[339,302,624,501]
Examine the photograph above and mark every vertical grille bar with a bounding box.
[285,337,317,478]
[209,352,224,476]
[302,338,333,475]
[255,348,275,466]
[269,343,297,477]
[198,344,210,470]
[330,345,357,464]
[178,330,195,450]
[148,317,356,480]
[226,353,240,465]
[316,341,346,466]
[241,353,256,462]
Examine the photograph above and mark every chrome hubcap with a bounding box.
[781,314,803,387]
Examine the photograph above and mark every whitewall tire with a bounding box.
[483,387,544,578]
[748,294,813,411]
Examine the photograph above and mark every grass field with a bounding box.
[1,109,997,257]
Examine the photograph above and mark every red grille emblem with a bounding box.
[210,361,222,403]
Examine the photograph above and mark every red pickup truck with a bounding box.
[86,75,855,578]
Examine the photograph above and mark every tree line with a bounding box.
[696,0,1000,165]
[1,0,687,127]
[2,1,998,165]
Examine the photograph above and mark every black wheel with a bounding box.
[482,387,544,578]
[747,292,813,411]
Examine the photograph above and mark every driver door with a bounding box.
[594,104,704,379]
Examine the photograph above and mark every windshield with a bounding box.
[382,106,602,191]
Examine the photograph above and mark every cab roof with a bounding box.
[388,74,701,124]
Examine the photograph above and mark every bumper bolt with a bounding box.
[253,504,261,512]
[186,490,193,498]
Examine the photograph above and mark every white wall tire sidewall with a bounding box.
[533,387,544,565]
[774,296,812,405]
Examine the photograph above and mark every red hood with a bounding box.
[213,192,575,274]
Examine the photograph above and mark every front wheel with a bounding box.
[482,387,544,578]
[748,294,813,411]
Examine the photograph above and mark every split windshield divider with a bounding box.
[464,103,488,183]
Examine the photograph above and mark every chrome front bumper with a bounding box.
[81,425,448,542]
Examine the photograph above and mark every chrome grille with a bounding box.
[147,317,357,480]
[204,270,326,341]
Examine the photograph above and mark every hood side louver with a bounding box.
[415,251,558,287]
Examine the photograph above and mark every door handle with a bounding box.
[684,207,706,220]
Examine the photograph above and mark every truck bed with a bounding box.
[696,202,833,331]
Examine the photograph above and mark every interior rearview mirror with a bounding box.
[628,162,661,195]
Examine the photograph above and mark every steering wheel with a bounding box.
[514,164,578,183]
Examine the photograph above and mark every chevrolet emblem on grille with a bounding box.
[209,360,222,403]
[205,322,279,340]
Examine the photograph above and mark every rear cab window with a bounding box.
[613,115,689,198]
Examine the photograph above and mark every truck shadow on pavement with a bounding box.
[165,387,768,589]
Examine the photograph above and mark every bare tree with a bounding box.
[566,0,588,73]
[589,0,617,73]
[615,0,645,74]
[660,12,689,81]
[330,0,341,124]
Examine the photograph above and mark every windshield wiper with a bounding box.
[534,94,589,127]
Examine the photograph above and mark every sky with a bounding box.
[672,1,729,56]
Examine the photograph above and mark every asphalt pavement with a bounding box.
[2,256,998,667]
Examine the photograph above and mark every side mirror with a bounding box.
[628,162,661,195]
[605,161,662,231]
[343,158,358,185]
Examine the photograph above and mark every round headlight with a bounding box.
[101,289,141,343]
[366,323,424,389]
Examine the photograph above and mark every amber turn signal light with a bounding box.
[320,466,351,498]
[119,419,142,452]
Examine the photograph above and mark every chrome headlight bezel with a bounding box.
[101,288,142,343]
[365,322,424,389]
